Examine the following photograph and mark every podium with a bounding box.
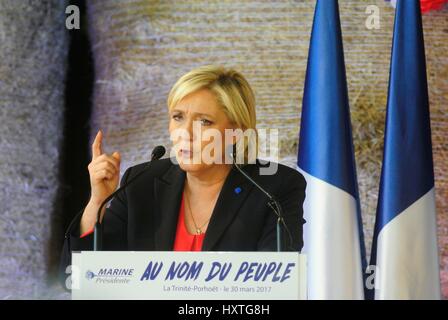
[70,251,307,300]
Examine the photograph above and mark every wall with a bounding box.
[0,0,68,299]
[0,0,446,299]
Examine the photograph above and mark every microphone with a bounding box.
[93,145,166,251]
[229,149,293,252]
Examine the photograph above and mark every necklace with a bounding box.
[184,189,211,235]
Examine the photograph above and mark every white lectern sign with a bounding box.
[71,251,306,300]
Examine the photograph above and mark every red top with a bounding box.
[173,192,205,251]
[81,192,205,251]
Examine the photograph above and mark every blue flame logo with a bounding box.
[85,270,96,280]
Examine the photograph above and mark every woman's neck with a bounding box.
[185,164,232,192]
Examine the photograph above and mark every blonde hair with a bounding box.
[167,65,258,163]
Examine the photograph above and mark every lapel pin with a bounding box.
[234,187,242,194]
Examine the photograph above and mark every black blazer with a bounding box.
[60,158,306,274]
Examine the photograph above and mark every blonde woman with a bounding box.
[61,65,306,267]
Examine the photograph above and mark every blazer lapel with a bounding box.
[202,165,255,251]
[153,162,256,251]
[153,164,186,250]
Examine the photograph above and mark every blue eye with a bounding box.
[200,119,213,126]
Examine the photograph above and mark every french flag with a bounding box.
[368,0,441,299]
[297,0,366,300]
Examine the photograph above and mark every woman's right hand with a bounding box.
[88,130,121,205]
[80,130,121,233]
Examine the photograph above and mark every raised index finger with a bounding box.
[92,130,103,160]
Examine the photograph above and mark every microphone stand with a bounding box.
[231,157,288,252]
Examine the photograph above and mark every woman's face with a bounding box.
[169,89,237,173]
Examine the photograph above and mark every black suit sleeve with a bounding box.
[256,170,306,252]
[58,167,132,287]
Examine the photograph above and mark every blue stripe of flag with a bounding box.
[374,0,434,233]
[297,0,358,197]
